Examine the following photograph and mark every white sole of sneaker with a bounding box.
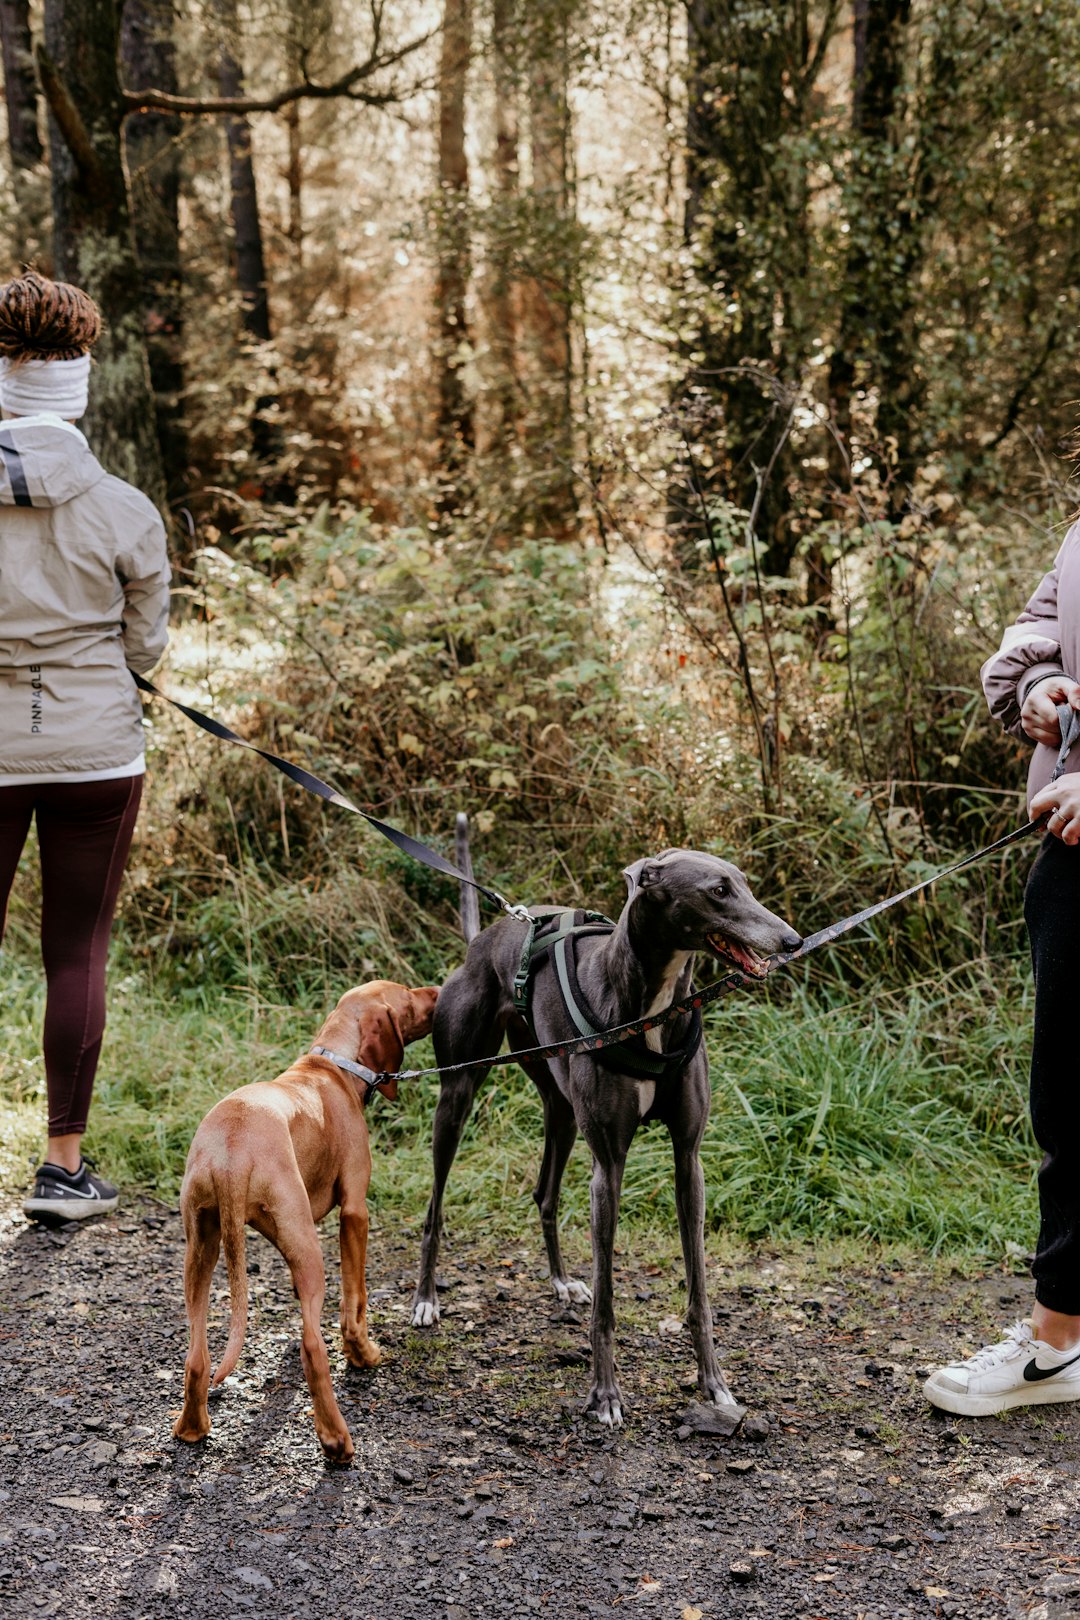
[23,1196,119,1221]
[923,1375,1080,1417]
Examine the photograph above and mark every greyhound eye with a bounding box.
[711,882,728,900]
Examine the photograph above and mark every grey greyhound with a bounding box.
[411,847,800,1426]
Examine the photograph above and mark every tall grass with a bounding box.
[0,520,1045,1258]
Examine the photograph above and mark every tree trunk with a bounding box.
[435,0,473,499]
[217,0,271,343]
[827,0,916,515]
[0,0,42,171]
[283,0,303,263]
[678,0,803,576]
[522,0,575,537]
[285,99,302,262]
[121,0,188,503]
[41,0,166,505]
[486,0,518,447]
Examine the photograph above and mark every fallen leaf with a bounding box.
[492,1537,513,1549]
[925,1588,949,1599]
[682,1608,703,1620]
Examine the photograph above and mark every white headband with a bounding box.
[0,354,91,420]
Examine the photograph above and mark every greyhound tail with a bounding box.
[211,1173,249,1385]
[456,811,481,944]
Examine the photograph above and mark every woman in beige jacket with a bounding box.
[0,272,170,1222]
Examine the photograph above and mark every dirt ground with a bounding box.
[1,1196,1079,1620]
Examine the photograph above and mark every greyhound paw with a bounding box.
[702,1374,743,1413]
[584,1384,625,1427]
[411,1298,440,1329]
[553,1277,593,1307]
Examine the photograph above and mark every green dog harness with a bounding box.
[511,908,703,1080]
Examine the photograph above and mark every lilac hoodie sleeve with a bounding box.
[980,534,1073,740]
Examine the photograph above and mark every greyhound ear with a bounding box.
[623,858,661,898]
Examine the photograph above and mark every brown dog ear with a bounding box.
[356,1002,404,1103]
[407,986,439,1041]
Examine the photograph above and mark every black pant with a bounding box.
[0,776,142,1135]
[1025,834,1080,1314]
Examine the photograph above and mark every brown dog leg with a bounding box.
[173,1206,220,1442]
[339,1201,381,1369]
[280,1225,354,1461]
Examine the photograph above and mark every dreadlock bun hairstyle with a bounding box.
[0,270,101,364]
[0,271,101,420]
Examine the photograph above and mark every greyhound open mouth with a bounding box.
[705,933,770,978]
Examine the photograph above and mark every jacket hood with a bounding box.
[0,417,106,508]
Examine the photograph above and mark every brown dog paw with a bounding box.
[172,1413,211,1443]
[343,1335,382,1369]
[319,1430,355,1464]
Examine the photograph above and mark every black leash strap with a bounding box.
[379,817,1041,1086]
[133,673,523,918]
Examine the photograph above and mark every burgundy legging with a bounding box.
[0,775,142,1135]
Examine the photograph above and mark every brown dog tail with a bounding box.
[456,811,481,944]
[211,1173,249,1385]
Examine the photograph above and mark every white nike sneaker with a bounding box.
[923,1320,1080,1416]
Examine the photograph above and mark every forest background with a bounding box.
[0,0,1075,1262]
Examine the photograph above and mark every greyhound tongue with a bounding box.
[707,935,767,978]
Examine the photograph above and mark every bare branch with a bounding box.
[122,25,435,118]
[34,44,108,197]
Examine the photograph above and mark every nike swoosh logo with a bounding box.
[44,1182,99,1200]
[1023,1349,1080,1382]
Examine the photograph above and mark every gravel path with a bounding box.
[1,1197,1078,1619]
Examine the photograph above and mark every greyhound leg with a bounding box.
[339,1199,381,1370]
[173,1205,220,1443]
[584,1147,628,1426]
[411,1065,487,1327]
[671,1138,736,1407]
[525,1062,591,1306]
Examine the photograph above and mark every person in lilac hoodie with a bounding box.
[923,527,1080,1414]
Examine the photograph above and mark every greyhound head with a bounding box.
[622,849,800,977]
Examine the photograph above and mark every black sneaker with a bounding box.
[23,1157,119,1223]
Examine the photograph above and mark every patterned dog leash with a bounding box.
[376,703,1080,1087]
[371,815,1041,1088]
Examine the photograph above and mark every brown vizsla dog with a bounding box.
[173,979,437,1460]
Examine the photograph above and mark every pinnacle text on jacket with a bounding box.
[29,665,42,734]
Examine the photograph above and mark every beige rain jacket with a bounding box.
[0,416,170,775]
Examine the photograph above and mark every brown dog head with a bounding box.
[334,981,439,1103]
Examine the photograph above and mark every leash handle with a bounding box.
[133,673,520,918]
[1052,701,1080,784]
